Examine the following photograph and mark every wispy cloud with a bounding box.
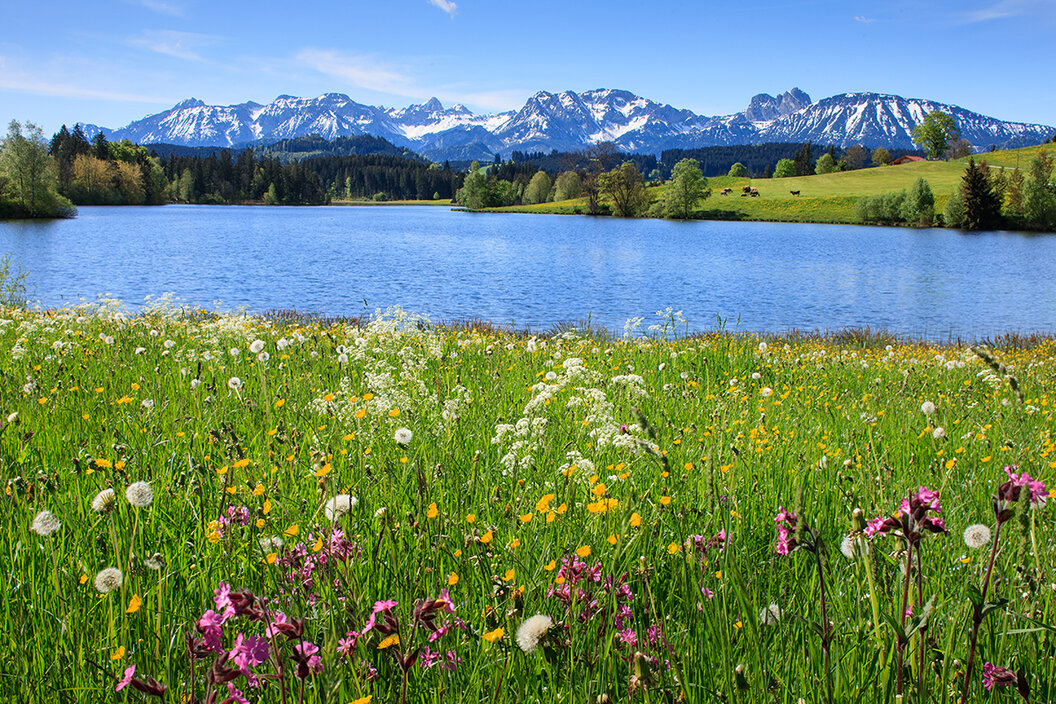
[122,0,185,17]
[295,49,420,97]
[293,48,528,113]
[127,30,222,61]
[0,66,171,105]
[852,15,876,23]
[957,0,1056,23]
[428,0,457,17]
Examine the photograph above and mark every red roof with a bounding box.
[890,155,926,165]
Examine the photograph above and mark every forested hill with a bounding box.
[659,143,927,178]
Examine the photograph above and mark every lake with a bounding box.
[1,205,1054,340]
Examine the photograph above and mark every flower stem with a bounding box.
[960,520,1002,704]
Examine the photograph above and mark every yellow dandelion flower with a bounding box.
[110,646,125,660]
[535,494,555,512]
[576,545,591,558]
[284,524,299,537]
[660,496,672,506]
[544,560,557,571]
[480,531,493,544]
[427,503,439,518]
[630,513,642,527]
[378,634,400,649]
[448,573,459,585]
[388,409,400,418]
[126,594,142,614]
[266,553,277,564]
[519,513,534,523]
[668,542,680,554]
[503,569,515,581]
[607,534,619,545]
[482,627,504,643]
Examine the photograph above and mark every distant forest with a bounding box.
[42,126,928,207]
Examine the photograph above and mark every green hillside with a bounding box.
[486,144,1056,225]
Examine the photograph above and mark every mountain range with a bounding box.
[97,88,1055,161]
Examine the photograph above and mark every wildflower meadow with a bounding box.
[2,301,1054,703]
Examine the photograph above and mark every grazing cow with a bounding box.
[750,188,760,197]
[720,187,732,196]
[790,190,800,196]
[742,185,752,194]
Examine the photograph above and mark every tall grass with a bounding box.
[1,302,1053,703]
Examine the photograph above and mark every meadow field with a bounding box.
[492,145,1055,225]
[3,302,1054,703]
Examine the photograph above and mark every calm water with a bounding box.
[1,205,1054,339]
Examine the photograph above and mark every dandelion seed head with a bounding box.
[249,340,265,354]
[374,507,388,520]
[921,401,935,415]
[324,494,357,521]
[759,603,781,626]
[31,509,61,537]
[94,567,123,593]
[91,488,117,513]
[963,524,992,549]
[258,536,283,553]
[144,553,164,571]
[228,377,242,391]
[125,481,154,508]
[394,428,413,445]
[257,352,269,363]
[516,614,553,652]
[229,348,240,357]
[932,426,945,440]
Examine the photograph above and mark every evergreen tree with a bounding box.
[92,132,110,161]
[959,158,1002,230]
[792,141,814,176]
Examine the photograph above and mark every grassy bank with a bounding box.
[486,145,1056,225]
[3,302,1054,702]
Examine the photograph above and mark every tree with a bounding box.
[554,171,582,201]
[0,120,72,217]
[727,162,748,178]
[523,170,552,205]
[871,147,892,167]
[958,158,1002,230]
[912,111,960,160]
[945,138,973,160]
[1022,152,1056,231]
[842,145,868,171]
[793,141,814,176]
[455,168,488,209]
[664,158,708,219]
[901,177,935,226]
[814,153,837,175]
[92,132,110,161]
[774,158,795,178]
[598,162,649,217]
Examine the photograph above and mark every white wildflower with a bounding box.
[932,427,945,440]
[249,340,265,354]
[394,427,413,445]
[228,377,242,391]
[921,401,935,415]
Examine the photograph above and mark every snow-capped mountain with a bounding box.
[105,88,1055,159]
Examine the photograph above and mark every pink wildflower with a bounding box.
[115,665,135,692]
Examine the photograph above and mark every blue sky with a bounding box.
[2,0,1054,136]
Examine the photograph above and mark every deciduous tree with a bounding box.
[554,171,581,201]
[814,153,836,175]
[0,120,72,217]
[664,158,708,219]
[871,147,891,166]
[774,158,795,178]
[727,162,748,178]
[912,111,960,160]
[523,170,552,205]
[598,162,648,217]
